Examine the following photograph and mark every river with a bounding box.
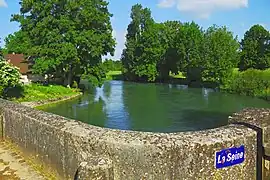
[39,80,269,132]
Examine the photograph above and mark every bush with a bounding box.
[82,74,102,87]
[0,57,22,97]
[224,69,270,99]
[71,81,78,89]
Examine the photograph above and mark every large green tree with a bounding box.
[158,21,182,80]
[121,4,154,81]
[239,24,270,70]
[202,25,239,87]
[176,22,204,83]
[134,22,166,81]
[12,0,115,86]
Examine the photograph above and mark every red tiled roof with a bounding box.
[4,54,30,74]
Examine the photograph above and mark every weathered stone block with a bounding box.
[0,99,265,179]
[229,108,270,180]
[74,158,113,180]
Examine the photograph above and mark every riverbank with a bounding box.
[13,83,82,108]
[117,69,270,101]
[21,92,82,108]
[222,69,270,101]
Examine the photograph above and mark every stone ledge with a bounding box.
[228,108,270,128]
[0,99,263,179]
[229,108,270,145]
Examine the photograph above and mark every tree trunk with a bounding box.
[66,64,73,88]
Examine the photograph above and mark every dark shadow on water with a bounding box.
[174,109,230,132]
[111,74,124,80]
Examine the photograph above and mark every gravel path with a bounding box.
[0,141,47,180]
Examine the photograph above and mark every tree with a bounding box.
[121,4,154,81]
[4,30,31,54]
[103,59,122,71]
[12,0,115,87]
[202,25,239,87]
[158,21,182,80]
[134,22,166,81]
[239,25,270,70]
[175,22,204,83]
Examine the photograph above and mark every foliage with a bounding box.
[158,21,182,78]
[0,57,22,97]
[239,25,270,71]
[12,0,115,86]
[133,22,165,81]
[4,30,31,54]
[106,71,123,80]
[121,4,240,87]
[71,81,78,89]
[15,83,79,102]
[176,22,204,83]
[202,25,240,86]
[82,63,107,87]
[224,69,270,100]
[103,59,122,72]
[121,4,155,81]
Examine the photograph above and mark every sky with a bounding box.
[0,0,270,59]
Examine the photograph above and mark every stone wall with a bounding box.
[229,108,270,180]
[0,99,265,179]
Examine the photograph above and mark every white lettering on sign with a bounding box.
[226,152,244,162]
[217,152,244,165]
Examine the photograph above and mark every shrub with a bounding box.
[0,57,22,97]
[71,81,78,89]
[225,69,270,99]
[82,74,102,87]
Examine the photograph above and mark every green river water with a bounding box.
[39,80,269,132]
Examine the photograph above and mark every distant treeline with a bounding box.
[103,59,122,72]
[121,4,270,90]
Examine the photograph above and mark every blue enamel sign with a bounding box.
[215,145,245,169]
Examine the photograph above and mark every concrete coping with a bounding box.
[229,108,270,146]
[1,98,269,179]
[229,108,270,128]
[0,99,257,146]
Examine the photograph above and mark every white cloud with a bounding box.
[0,0,7,7]
[158,0,175,8]
[158,0,248,19]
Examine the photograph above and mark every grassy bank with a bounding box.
[106,71,123,80]
[15,83,80,103]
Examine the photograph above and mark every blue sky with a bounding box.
[0,0,270,59]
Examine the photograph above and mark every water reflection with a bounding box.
[40,80,270,132]
[103,81,130,130]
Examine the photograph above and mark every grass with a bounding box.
[105,71,186,80]
[15,83,80,103]
[170,71,186,79]
[107,70,122,76]
[106,70,123,80]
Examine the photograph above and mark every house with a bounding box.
[4,53,30,75]
[4,53,44,84]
